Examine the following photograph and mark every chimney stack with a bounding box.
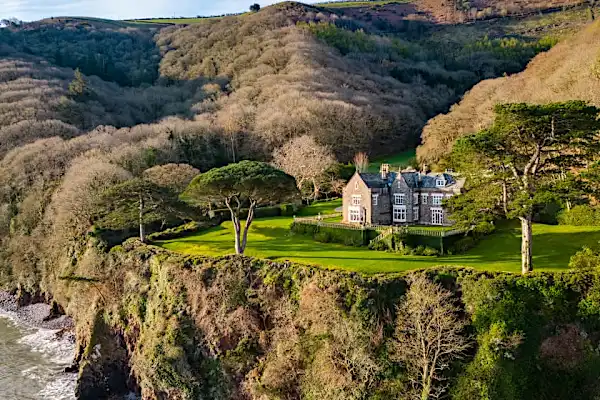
[380,163,390,179]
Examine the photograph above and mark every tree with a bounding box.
[392,274,470,400]
[250,3,261,12]
[142,163,200,193]
[272,135,336,201]
[68,68,87,98]
[452,101,600,274]
[97,178,189,243]
[184,161,298,254]
[353,152,369,173]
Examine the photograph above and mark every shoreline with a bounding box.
[0,291,75,331]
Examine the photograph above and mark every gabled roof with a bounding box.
[358,172,397,188]
[357,170,464,190]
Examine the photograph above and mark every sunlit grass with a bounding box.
[156,200,600,274]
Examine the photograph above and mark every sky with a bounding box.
[2,0,312,21]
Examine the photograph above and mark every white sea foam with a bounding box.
[19,328,75,365]
[38,373,77,400]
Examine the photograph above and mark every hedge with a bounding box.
[290,222,377,247]
[558,205,600,226]
[209,203,300,220]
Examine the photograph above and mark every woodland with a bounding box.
[2,1,600,399]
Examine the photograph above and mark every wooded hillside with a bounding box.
[418,19,600,165]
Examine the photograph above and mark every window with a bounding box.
[431,208,444,225]
[372,194,378,206]
[394,194,406,205]
[351,195,361,206]
[432,194,444,206]
[421,193,428,205]
[436,178,446,188]
[393,206,406,222]
[413,207,419,221]
[355,181,359,190]
[413,193,419,205]
[349,208,362,222]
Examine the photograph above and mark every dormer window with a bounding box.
[436,178,446,188]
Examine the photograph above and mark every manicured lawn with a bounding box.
[368,150,417,173]
[156,201,600,274]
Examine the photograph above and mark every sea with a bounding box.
[0,314,76,400]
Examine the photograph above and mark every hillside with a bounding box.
[417,19,600,165]
[2,2,600,399]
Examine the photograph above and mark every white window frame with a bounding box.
[372,194,379,206]
[413,206,419,221]
[431,208,444,225]
[393,206,407,222]
[394,193,406,206]
[436,178,446,188]
[421,193,428,205]
[413,193,419,205]
[351,195,361,206]
[432,194,444,206]
[349,206,362,223]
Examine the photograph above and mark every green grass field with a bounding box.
[156,200,600,274]
[368,149,416,173]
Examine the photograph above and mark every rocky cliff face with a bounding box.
[36,239,600,400]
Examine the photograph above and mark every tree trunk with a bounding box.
[139,194,145,243]
[225,197,243,254]
[502,181,508,217]
[232,215,242,254]
[312,177,320,201]
[520,214,533,274]
[240,202,256,254]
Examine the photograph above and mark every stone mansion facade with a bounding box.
[342,165,465,227]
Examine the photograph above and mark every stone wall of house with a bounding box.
[342,174,372,223]
[371,188,391,225]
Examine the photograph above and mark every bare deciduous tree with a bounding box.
[353,152,369,173]
[142,163,200,193]
[392,274,470,400]
[272,135,336,201]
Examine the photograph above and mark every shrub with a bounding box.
[279,203,298,217]
[450,236,477,254]
[368,240,389,251]
[314,231,332,243]
[558,205,600,226]
[148,221,210,241]
[290,222,369,247]
[569,246,600,270]
[422,246,440,257]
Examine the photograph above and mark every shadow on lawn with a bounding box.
[161,219,600,272]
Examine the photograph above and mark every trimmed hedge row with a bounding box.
[558,205,600,226]
[290,222,378,247]
[147,221,213,241]
[209,203,299,220]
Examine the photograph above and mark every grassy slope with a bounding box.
[368,149,416,172]
[157,200,600,274]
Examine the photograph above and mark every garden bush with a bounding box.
[290,222,372,247]
[450,236,477,254]
[569,246,600,270]
[558,205,600,226]
[148,221,208,241]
